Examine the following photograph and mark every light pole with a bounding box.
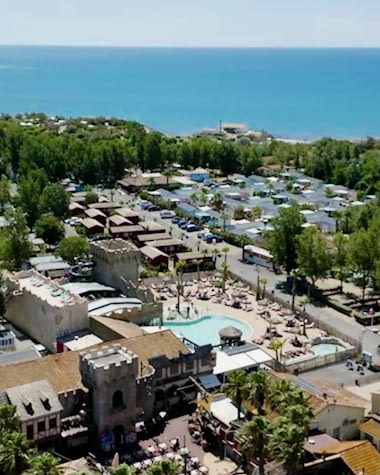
[180,447,189,474]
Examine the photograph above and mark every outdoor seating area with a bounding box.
[132,438,208,475]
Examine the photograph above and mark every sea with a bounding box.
[0,46,380,140]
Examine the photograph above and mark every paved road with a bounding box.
[102,188,380,359]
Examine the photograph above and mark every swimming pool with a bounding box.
[164,315,252,346]
[312,343,344,357]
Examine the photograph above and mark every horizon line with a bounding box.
[2,44,380,49]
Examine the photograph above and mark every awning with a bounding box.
[198,374,221,390]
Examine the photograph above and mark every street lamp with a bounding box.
[179,447,189,474]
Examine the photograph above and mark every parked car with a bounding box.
[197,231,208,239]
[186,224,201,232]
[160,210,175,219]
[205,233,223,243]
[180,221,192,229]
[171,216,181,224]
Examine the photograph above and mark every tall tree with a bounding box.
[269,419,306,475]
[245,371,268,415]
[39,184,69,219]
[57,236,89,265]
[0,175,10,213]
[0,430,32,475]
[0,208,31,270]
[296,226,330,293]
[34,214,65,245]
[222,370,247,420]
[239,417,269,475]
[17,169,48,228]
[267,204,303,274]
[348,228,378,303]
[332,231,348,292]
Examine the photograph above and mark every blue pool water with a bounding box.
[164,315,252,346]
[312,343,344,357]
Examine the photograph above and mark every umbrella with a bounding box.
[111,452,120,467]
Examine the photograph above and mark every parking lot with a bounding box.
[301,361,371,388]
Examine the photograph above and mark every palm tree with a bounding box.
[239,235,251,261]
[146,460,181,475]
[222,370,247,420]
[0,431,32,475]
[267,338,283,364]
[28,452,61,475]
[221,246,229,264]
[211,191,223,211]
[110,463,135,475]
[269,418,306,475]
[245,371,268,415]
[0,404,18,432]
[212,247,219,265]
[239,416,269,475]
[267,379,305,414]
[221,261,229,292]
[174,259,185,311]
[259,277,268,299]
[190,192,199,207]
[163,168,172,186]
[201,248,209,267]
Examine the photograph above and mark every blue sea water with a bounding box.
[0,46,380,139]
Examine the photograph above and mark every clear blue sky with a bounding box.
[3,0,380,47]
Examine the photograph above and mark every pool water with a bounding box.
[312,343,344,357]
[164,315,252,346]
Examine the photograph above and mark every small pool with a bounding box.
[312,343,344,357]
[164,315,252,346]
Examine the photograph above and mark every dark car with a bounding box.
[205,233,223,243]
[186,224,201,232]
[171,216,181,224]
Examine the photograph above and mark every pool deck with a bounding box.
[155,278,350,362]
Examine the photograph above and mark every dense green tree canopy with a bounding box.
[57,236,89,264]
[34,214,65,245]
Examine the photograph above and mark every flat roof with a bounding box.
[244,245,273,259]
[62,282,116,296]
[13,271,85,308]
[210,396,242,426]
[89,202,121,209]
[64,333,103,351]
[213,347,272,375]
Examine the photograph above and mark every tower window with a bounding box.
[112,390,124,409]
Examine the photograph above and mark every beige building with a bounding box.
[0,329,215,451]
[5,271,88,353]
[90,239,142,299]
[4,379,63,445]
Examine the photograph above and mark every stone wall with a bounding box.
[99,302,164,326]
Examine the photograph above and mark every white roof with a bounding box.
[64,333,103,351]
[213,348,273,375]
[210,396,243,426]
[62,282,115,295]
[229,353,256,369]
[245,245,272,259]
[245,348,273,364]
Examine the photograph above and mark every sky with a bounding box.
[3,0,380,47]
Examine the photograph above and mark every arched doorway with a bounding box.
[113,424,125,449]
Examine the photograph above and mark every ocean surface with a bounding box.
[1,46,380,139]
